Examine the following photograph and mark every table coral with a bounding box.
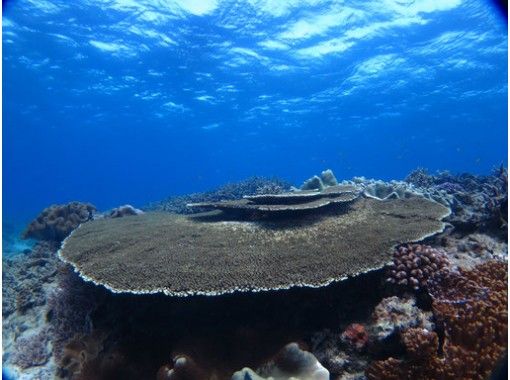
[59,197,449,296]
[366,260,507,380]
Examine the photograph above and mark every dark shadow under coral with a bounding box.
[60,269,384,380]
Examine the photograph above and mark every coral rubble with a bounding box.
[22,202,96,242]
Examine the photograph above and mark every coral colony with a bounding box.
[2,169,508,380]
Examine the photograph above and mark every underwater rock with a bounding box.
[367,260,507,380]
[23,202,96,242]
[157,355,208,380]
[58,197,450,296]
[108,204,144,218]
[385,244,450,290]
[232,343,329,380]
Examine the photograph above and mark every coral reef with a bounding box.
[108,204,143,218]
[368,295,433,343]
[2,241,60,317]
[385,244,450,290]
[3,170,506,380]
[362,180,422,200]
[2,242,62,379]
[340,323,368,351]
[22,202,96,241]
[47,267,100,363]
[300,169,339,190]
[9,327,52,369]
[187,184,359,216]
[145,177,291,214]
[367,261,507,380]
[59,197,448,296]
[437,231,508,269]
[405,167,507,230]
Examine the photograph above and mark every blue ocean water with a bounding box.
[3,0,508,226]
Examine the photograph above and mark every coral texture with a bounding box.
[187,184,359,216]
[300,169,339,190]
[2,241,60,317]
[145,177,291,214]
[386,244,450,290]
[367,260,507,380]
[405,167,508,230]
[23,202,96,241]
[340,323,368,351]
[9,328,51,369]
[59,197,449,296]
[368,295,433,342]
[108,204,143,218]
[47,267,99,363]
[363,181,423,200]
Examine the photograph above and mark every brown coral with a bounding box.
[367,260,507,380]
[386,244,450,290]
[59,197,449,296]
[23,202,96,241]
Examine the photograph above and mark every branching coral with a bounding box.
[23,202,96,241]
[367,261,507,380]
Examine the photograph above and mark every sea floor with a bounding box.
[2,169,508,380]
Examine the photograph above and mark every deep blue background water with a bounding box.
[3,0,508,225]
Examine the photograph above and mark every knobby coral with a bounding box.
[23,202,96,241]
[386,244,450,290]
[367,260,507,380]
